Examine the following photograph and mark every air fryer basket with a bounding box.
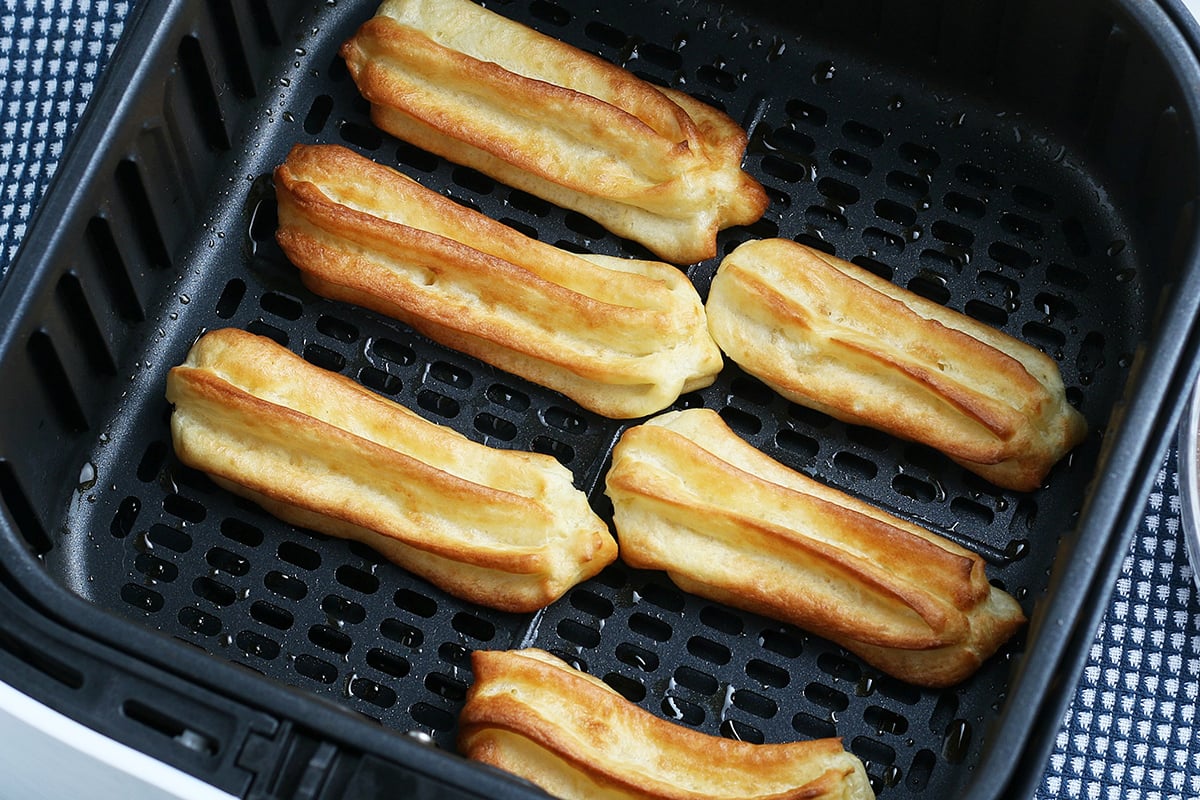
[1,0,1198,798]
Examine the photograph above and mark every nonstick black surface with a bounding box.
[45,0,1155,796]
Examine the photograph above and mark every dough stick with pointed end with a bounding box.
[166,328,616,612]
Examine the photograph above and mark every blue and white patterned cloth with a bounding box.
[1,2,1198,798]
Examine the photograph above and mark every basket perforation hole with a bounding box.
[121,583,164,613]
[775,429,819,462]
[699,605,743,636]
[438,641,472,667]
[451,612,496,642]
[729,376,774,406]
[564,211,609,240]
[249,600,293,631]
[487,383,530,412]
[531,435,574,465]
[963,299,1008,327]
[135,552,178,583]
[1036,292,1078,322]
[628,612,672,642]
[977,270,1020,301]
[634,41,682,71]
[215,279,246,319]
[206,546,249,577]
[498,217,540,239]
[335,565,379,595]
[886,170,930,199]
[719,719,763,744]
[697,63,737,92]
[603,673,646,703]
[852,736,897,768]
[338,120,382,150]
[832,450,877,481]
[785,99,827,127]
[949,496,995,526]
[451,165,495,194]
[350,676,397,708]
[764,125,816,156]
[686,636,731,665]
[259,291,303,322]
[236,630,280,660]
[359,366,401,395]
[248,193,278,246]
[27,331,88,433]
[111,496,141,539]
[793,711,836,739]
[529,0,570,25]
[316,314,358,343]
[843,120,885,149]
[278,541,320,571]
[57,272,116,375]
[988,241,1032,270]
[394,589,437,618]
[616,642,659,672]
[1000,211,1044,240]
[758,628,803,658]
[862,226,904,255]
[637,582,685,613]
[584,20,627,49]
[424,672,468,702]
[137,443,167,482]
[569,589,614,619]
[875,198,917,227]
[906,272,951,305]
[718,406,761,436]
[1061,217,1091,257]
[294,654,337,684]
[817,177,860,205]
[594,563,627,590]
[245,319,288,346]
[410,702,455,732]
[506,188,552,217]
[304,94,333,134]
[309,624,352,655]
[662,696,705,725]
[907,748,937,790]
[846,425,891,451]
[817,652,862,683]
[417,390,460,419]
[148,523,193,553]
[542,406,587,434]
[557,618,601,648]
[804,682,849,713]
[1046,262,1089,291]
[943,191,986,219]
[264,571,307,601]
[303,343,345,372]
[86,216,143,321]
[892,473,939,503]
[955,163,998,190]
[878,676,921,705]
[179,606,221,636]
[322,594,366,625]
[761,154,814,184]
[919,248,966,273]
[193,577,236,607]
[549,649,588,673]
[898,141,941,171]
[674,665,718,695]
[474,412,517,441]
[804,204,848,232]
[1022,321,1066,350]
[367,648,410,679]
[732,688,777,719]
[745,658,789,689]
[864,705,909,736]
[931,220,975,248]
[396,141,439,172]
[381,618,424,649]
[1012,185,1054,213]
[829,148,871,177]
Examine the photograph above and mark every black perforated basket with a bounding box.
[1,0,1198,797]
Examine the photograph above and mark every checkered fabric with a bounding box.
[1,2,1198,799]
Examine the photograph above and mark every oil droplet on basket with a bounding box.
[887,94,904,111]
[77,462,98,492]
[812,60,836,84]
[1004,538,1030,561]
[883,765,902,787]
